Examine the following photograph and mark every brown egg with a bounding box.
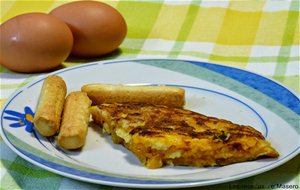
[0,13,73,73]
[50,1,127,57]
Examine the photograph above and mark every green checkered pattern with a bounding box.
[1,0,299,189]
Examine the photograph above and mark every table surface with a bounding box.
[1,1,299,190]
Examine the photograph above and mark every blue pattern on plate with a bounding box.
[3,106,49,150]
[16,147,205,185]
[4,106,35,133]
[188,60,300,115]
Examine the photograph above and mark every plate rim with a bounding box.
[1,58,299,189]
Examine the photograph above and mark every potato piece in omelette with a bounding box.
[90,103,279,169]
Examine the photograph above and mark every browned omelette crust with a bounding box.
[90,103,279,169]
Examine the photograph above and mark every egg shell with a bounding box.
[0,12,73,73]
[50,1,127,57]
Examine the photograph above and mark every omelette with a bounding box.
[90,103,279,169]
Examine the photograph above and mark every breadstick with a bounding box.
[81,84,185,108]
[33,75,66,136]
[57,91,92,150]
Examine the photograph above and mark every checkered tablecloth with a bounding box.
[1,1,299,189]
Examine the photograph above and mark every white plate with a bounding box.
[1,59,299,189]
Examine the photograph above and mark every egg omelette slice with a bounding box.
[90,103,279,169]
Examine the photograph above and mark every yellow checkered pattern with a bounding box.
[0,1,299,189]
